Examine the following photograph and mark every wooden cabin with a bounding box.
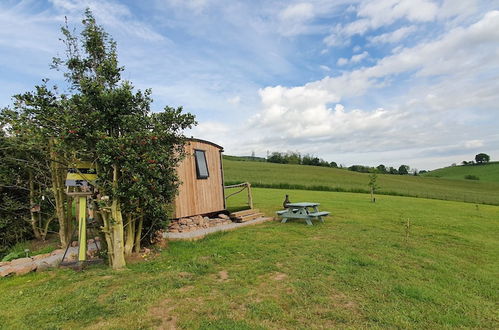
[173,139,225,219]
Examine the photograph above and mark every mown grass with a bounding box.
[223,159,499,205]
[424,162,499,182]
[1,188,498,329]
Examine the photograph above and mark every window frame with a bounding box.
[194,149,209,179]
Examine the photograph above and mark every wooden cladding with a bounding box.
[173,140,225,218]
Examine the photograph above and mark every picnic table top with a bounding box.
[285,202,320,207]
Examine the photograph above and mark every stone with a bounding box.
[203,217,210,222]
[1,266,13,277]
[51,249,64,256]
[10,257,33,266]
[0,261,9,267]
[185,218,193,224]
[36,261,52,272]
[218,213,230,220]
[11,263,36,276]
[71,241,79,247]
[179,218,188,225]
[32,253,51,261]
[35,254,63,268]
[169,229,179,233]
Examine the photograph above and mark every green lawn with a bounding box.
[1,188,498,329]
[424,162,499,182]
[224,159,499,205]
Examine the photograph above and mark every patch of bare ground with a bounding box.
[150,298,177,330]
[272,272,287,281]
[177,285,194,293]
[218,270,229,281]
[331,292,359,312]
[178,271,194,278]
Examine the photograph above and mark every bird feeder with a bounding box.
[65,161,97,264]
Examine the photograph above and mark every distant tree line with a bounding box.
[266,151,419,175]
[267,152,337,168]
[348,164,416,175]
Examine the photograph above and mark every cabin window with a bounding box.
[194,149,209,179]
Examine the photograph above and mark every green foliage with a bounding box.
[266,151,333,167]
[398,164,410,175]
[475,153,490,164]
[377,164,387,173]
[0,188,498,328]
[464,174,479,180]
[1,9,196,261]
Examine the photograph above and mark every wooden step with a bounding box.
[233,212,265,223]
[239,213,264,222]
[230,209,260,219]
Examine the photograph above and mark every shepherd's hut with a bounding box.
[173,139,225,219]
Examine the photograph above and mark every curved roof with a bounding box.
[188,138,224,151]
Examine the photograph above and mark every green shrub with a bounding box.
[464,175,479,180]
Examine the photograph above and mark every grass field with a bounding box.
[1,188,498,329]
[223,159,499,205]
[424,162,499,182]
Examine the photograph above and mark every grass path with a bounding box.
[0,189,498,329]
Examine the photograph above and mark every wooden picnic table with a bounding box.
[276,202,330,226]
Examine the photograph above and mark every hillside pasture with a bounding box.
[424,162,499,182]
[0,188,498,329]
[224,159,499,205]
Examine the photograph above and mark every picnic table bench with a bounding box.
[276,202,330,225]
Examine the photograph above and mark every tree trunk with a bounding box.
[49,138,71,247]
[134,214,143,253]
[109,164,126,269]
[124,213,135,256]
[28,169,42,240]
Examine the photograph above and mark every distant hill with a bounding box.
[223,159,499,205]
[223,155,267,162]
[423,162,499,182]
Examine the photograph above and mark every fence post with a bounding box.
[247,183,254,209]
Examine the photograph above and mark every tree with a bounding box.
[3,10,196,269]
[475,153,490,164]
[398,165,409,175]
[330,161,338,168]
[367,172,379,202]
[376,164,387,174]
[1,84,73,247]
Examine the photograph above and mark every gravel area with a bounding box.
[164,216,274,241]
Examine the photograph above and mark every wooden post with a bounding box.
[78,196,87,262]
[247,183,254,209]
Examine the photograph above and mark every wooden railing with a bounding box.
[224,182,253,209]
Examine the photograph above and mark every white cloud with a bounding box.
[49,0,166,41]
[369,26,417,44]
[245,10,499,168]
[324,0,438,46]
[319,65,331,71]
[278,2,316,36]
[337,51,369,66]
[337,57,348,66]
[227,96,241,105]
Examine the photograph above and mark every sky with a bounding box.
[1,0,499,170]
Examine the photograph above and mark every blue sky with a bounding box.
[1,0,499,170]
